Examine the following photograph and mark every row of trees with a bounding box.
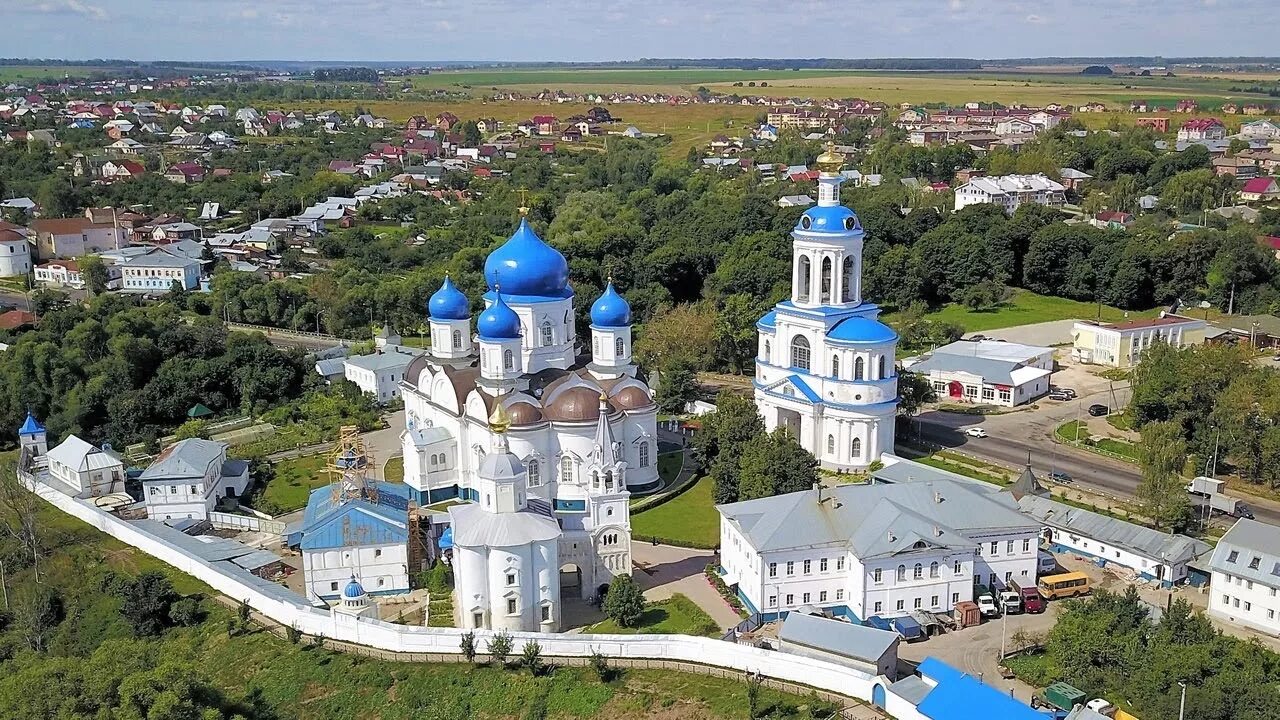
[1016,588,1279,720]
[695,393,819,506]
[1130,342,1280,489]
[0,294,312,449]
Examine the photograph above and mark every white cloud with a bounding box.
[18,0,107,19]
[1025,13,1046,24]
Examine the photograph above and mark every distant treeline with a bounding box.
[312,66,381,82]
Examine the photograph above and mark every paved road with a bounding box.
[913,389,1280,527]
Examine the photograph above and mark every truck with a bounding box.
[1009,580,1045,614]
[975,587,1000,618]
[999,589,1022,615]
[1209,493,1254,519]
[1031,682,1087,717]
[1186,476,1224,497]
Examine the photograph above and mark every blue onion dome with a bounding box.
[342,576,365,598]
[477,292,521,340]
[590,281,631,327]
[483,217,571,297]
[826,316,897,345]
[428,275,469,320]
[797,205,861,234]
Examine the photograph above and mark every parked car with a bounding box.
[1048,471,1072,484]
[976,593,1000,617]
[1050,386,1077,399]
[965,427,988,438]
[1087,403,1109,416]
[1047,391,1071,401]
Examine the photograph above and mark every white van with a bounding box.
[1038,551,1058,575]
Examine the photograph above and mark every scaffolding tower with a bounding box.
[328,425,378,506]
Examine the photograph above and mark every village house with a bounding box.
[118,247,202,292]
[1134,117,1170,133]
[30,217,127,260]
[164,162,205,184]
[1240,177,1280,203]
[953,174,1066,213]
[100,159,146,181]
[1177,118,1226,142]
[1213,156,1259,179]
[140,438,249,522]
[1208,519,1280,638]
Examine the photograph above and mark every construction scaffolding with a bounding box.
[328,426,377,506]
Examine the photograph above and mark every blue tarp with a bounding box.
[890,616,923,640]
[438,526,453,550]
[863,615,892,632]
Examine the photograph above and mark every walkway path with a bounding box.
[631,542,741,630]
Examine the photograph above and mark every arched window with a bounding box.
[763,340,771,359]
[540,322,553,347]
[854,357,865,380]
[592,470,600,489]
[820,257,833,303]
[429,454,437,467]
[604,470,613,490]
[639,443,650,468]
[877,355,887,379]
[452,329,462,349]
[896,565,906,582]
[797,255,812,302]
[913,563,923,580]
[842,256,856,302]
[827,434,835,454]
[831,355,840,378]
[851,437,862,458]
[929,561,940,578]
[790,336,811,371]
[503,349,514,370]
[615,337,625,357]
[560,456,574,483]
[527,459,540,486]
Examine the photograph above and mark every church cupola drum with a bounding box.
[753,143,900,470]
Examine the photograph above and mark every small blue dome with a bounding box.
[757,310,777,329]
[797,205,860,234]
[342,576,365,598]
[428,275,469,320]
[483,217,571,298]
[826,317,897,345]
[477,294,521,341]
[590,282,631,327]
[18,411,45,436]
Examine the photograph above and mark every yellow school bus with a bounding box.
[1037,571,1091,600]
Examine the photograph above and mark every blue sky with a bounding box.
[3,0,1274,62]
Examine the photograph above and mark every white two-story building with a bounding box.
[1208,519,1280,637]
[717,458,1040,621]
[139,438,249,521]
[953,174,1066,213]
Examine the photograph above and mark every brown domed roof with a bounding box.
[612,385,655,411]
[545,385,605,422]
[404,355,429,387]
[506,401,544,426]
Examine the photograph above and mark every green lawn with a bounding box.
[259,453,329,512]
[587,595,719,637]
[383,455,404,483]
[657,451,684,485]
[901,289,1158,333]
[1056,421,1140,462]
[631,476,719,548]
[1106,413,1136,432]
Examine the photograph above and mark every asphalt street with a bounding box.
[913,392,1280,527]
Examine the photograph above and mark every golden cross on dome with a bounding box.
[517,187,529,216]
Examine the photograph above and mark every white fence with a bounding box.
[26,476,895,715]
[208,511,286,534]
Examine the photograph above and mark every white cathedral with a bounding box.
[754,145,900,470]
[400,208,655,630]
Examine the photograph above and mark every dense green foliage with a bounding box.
[0,296,311,449]
[1129,342,1280,487]
[602,574,646,628]
[1011,588,1280,720]
[696,392,818,505]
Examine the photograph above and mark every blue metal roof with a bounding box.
[797,204,861,234]
[18,411,45,436]
[757,310,777,328]
[342,576,365,598]
[484,217,570,298]
[786,375,821,402]
[439,526,454,550]
[915,657,1047,720]
[299,482,410,551]
[827,317,897,345]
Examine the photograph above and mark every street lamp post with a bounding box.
[1178,681,1187,720]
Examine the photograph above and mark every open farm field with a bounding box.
[0,64,114,83]
[393,68,879,94]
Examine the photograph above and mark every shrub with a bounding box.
[460,631,476,663]
[486,631,512,666]
[117,571,177,637]
[168,597,202,627]
[520,640,543,675]
[603,575,646,628]
[427,561,451,594]
[589,651,613,682]
[286,624,302,644]
[704,564,747,617]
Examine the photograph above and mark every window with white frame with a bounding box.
[803,559,811,574]
[873,568,882,583]
[786,561,794,576]
[820,558,828,572]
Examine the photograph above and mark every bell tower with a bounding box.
[790,143,865,310]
